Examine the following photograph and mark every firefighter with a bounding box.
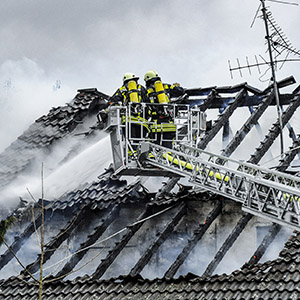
[109,73,149,152]
[110,73,147,106]
[144,70,185,148]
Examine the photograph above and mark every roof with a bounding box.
[1,231,299,299]
[0,80,300,299]
[0,88,109,189]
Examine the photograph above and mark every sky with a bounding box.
[0,0,299,150]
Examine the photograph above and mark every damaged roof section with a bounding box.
[185,76,297,108]
[2,239,300,300]
[0,78,300,299]
[0,166,292,284]
[0,195,297,299]
[0,168,149,277]
[0,88,109,189]
[0,78,298,191]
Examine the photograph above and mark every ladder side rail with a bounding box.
[174,104,190,142]
[146,93,217,198]
[145,143,300,229]
[146,142,300,196]
[180,143,300,186]
[147,157,300,230]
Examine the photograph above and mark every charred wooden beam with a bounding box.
[0,210,51,271]
[164,200,222,278]
[155,178,180,199]
[187,94,293,109]
[198,89,221,111]
[277,134,300,172]
[222,120,231,148]
[129,202,186,277]
[248,93,300,165]
[185,84,249,97]
[92,204,152,279]
[56,204,120,278]
[185,76,295,97]
[203,213,252,277]
[198,89,246,150]
[221,91,275,159]
[244,223,281,267]
[22,205,93,276]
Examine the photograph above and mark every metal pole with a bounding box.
[260,0,284,155]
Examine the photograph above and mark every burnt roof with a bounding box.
[1,231,300,299]
[1,80,300,299]
[0,88,109,189]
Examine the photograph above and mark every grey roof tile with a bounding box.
[1,83,300,299]
[0,88,109,188]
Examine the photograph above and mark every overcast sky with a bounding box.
[0,0,299,150]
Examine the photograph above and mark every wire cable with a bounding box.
[32,204,175,276]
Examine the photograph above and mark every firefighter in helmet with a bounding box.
[109,72,149,152]
[110,73,147,106]
[144,70,185,148]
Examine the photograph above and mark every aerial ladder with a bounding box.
[102,102,300,231]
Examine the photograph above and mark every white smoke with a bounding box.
[0,58,76,152]
[42,134,112,199]
[0,131,112,210]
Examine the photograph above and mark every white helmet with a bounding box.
[123,73,139,84]
[144,70,160,82]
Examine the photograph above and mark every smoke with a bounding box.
[0,131,112,210]
[0,57,114,210]
[0,0,299,281]
[1,1,299,95]
[41,133,112,199]
[0,1,299,155]
[0,58,76,152]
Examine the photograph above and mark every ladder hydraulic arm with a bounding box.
[140,142,300,231]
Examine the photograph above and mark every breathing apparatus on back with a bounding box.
[144,70,169,104]
[123,73,141,105]
[127,79,140,104]
[154,80,169,104]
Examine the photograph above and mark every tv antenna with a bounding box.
[228,0,300,156]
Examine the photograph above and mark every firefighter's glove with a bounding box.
[98,109,108,123]
[164,105,171,117]
[130,103,142,116]
[157,105,171,119]
[173,82,181,87]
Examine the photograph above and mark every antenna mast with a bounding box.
[260,0,284,155]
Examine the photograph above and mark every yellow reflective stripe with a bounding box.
[121,116,148,123]
[128,150,137,156]
[121,116,150,131]
[147,88,156,103]
[151,128,176,132]
[163,153,229,182]
[148,152,154,158]
[151,123,176,132]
